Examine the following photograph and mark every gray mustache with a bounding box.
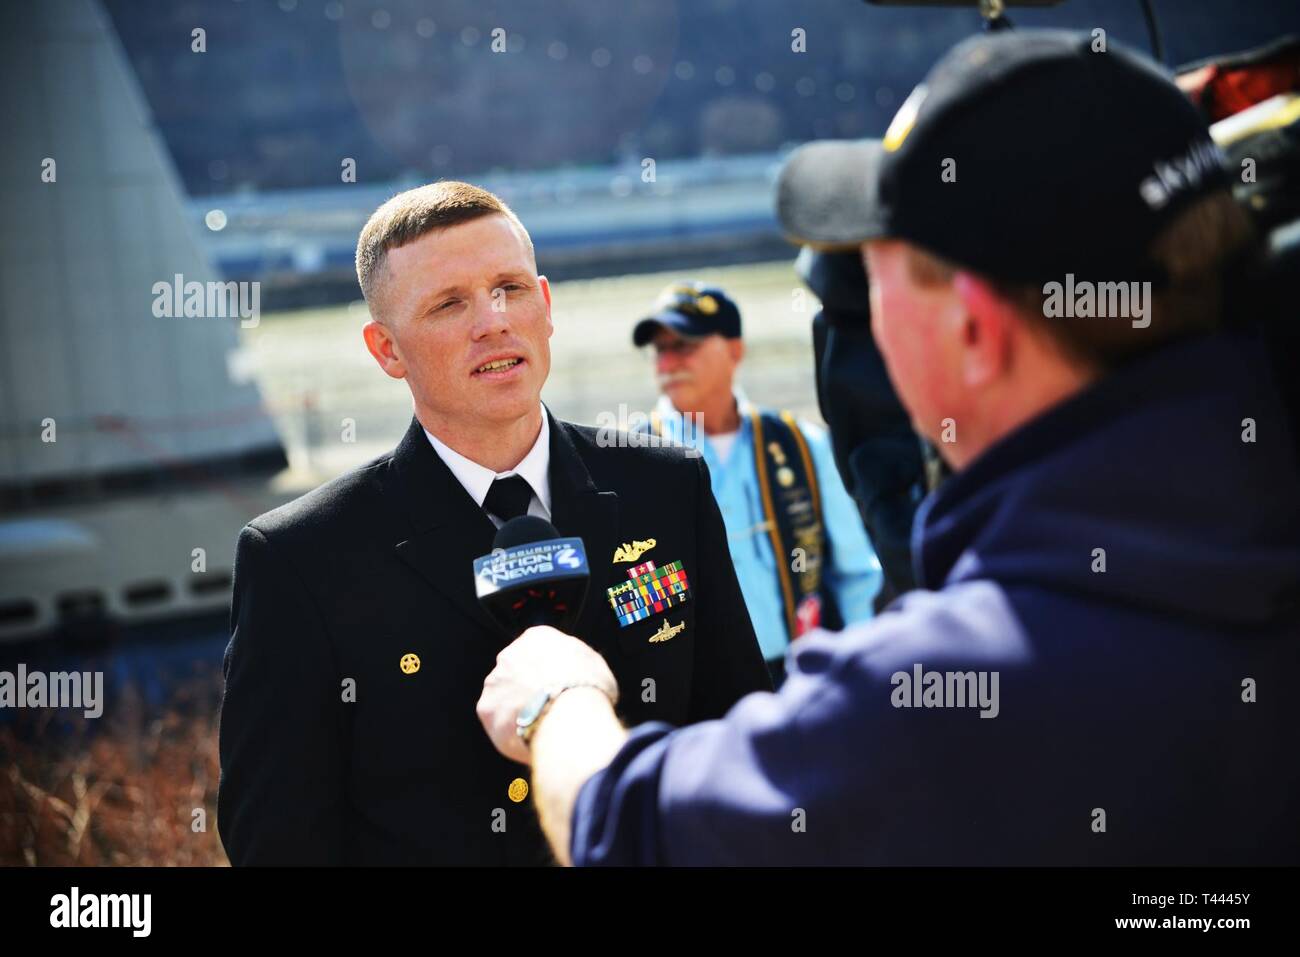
[657,371,694,387]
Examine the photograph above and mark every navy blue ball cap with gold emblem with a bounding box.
[632,281,743,346]
[776,29,1230,284]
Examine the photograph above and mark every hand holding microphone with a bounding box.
[474,517,619,764]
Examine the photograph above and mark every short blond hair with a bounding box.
[904,190,1255,371]
[355,180,534,311]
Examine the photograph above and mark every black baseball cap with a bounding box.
[632,281,743,346]
[777,29,1231,284]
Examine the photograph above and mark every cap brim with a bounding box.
[632,314,711,347]
[776,139,889,249]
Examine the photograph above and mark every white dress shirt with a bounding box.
[423,408,552,529]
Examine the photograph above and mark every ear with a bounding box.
[728,338,744,364]
[538,274,554,337]
[951,271,1014,388]
[363,319,407,380]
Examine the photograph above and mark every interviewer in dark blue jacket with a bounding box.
[475,30,1300,865]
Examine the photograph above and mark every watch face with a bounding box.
[518,689,552,730]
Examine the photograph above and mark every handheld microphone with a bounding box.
[473,515,590,638]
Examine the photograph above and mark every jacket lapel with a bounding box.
[546,412,619,643]
[387,415,502,637]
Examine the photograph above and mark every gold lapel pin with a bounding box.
[649,620,686,643]
[613,538,656,563]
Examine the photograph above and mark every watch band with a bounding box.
[516,682,615,746]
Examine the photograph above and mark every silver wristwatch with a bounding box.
[516,682,614,746]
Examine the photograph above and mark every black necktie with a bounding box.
[483,475,534,522]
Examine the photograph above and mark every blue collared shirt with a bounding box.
[653,389,882,660]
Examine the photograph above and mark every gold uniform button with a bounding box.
[508,778,529,803]
[399,653,421,675]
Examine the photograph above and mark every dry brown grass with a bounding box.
[0,667,229,866]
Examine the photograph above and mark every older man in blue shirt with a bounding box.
[632,282,882,686]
